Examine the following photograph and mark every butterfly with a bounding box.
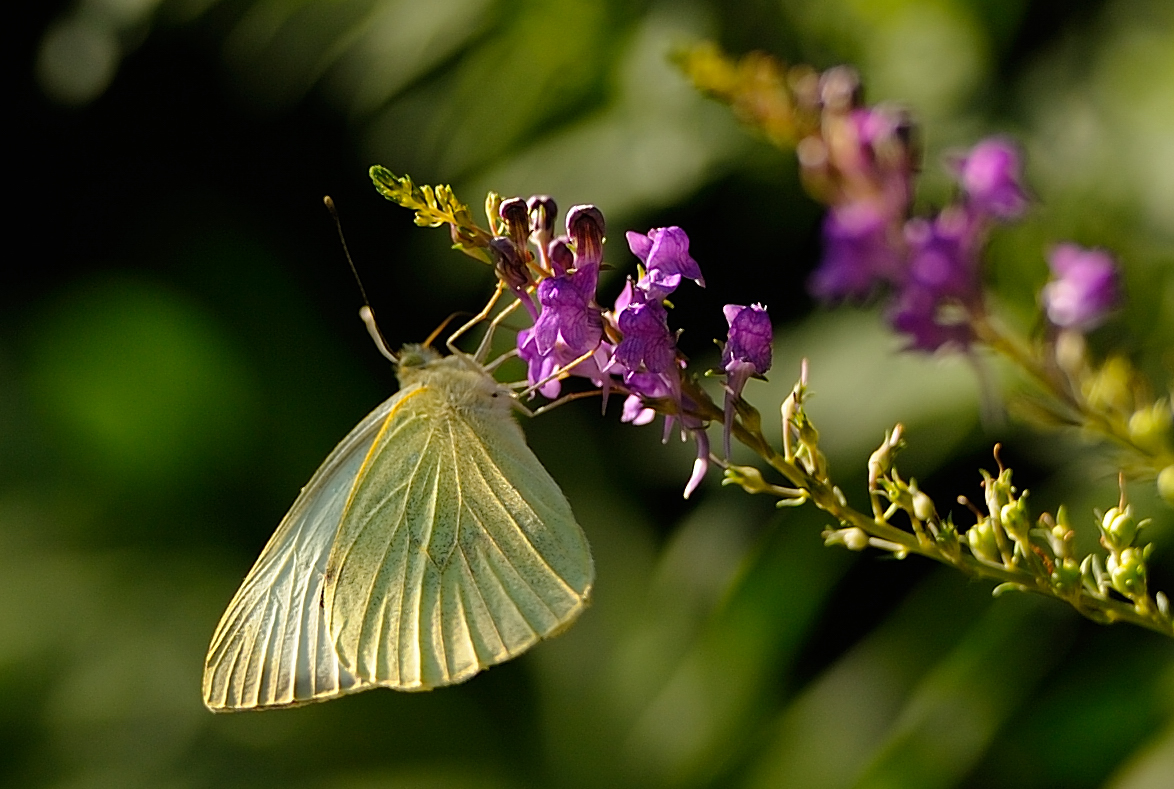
[202,342,594,711]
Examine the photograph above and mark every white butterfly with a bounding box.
[203,344,593,711]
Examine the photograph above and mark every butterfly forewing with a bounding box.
[202,392,410,711]
[323,365,593,691]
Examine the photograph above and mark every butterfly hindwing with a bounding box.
[323,364,594,691]
[201,392,409,711]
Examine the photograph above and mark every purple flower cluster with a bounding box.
[799,69,1049,351]
[810,136,1024,351]
[804,76,1119,347]
[516,203,610,399]
[505,200,772,497]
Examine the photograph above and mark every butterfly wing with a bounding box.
[202,390,413,711]
[322,383,594,690]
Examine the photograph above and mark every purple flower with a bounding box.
[886,209,982,351]
[606,279,686,435]
[810,201,904,300]
[531,267,602,357]
[621,391,657,426]
[612,295,677,377]
[517,323,611,400]
[517,328,562,399]
[517,265,604,398]
[1042,243,1119,331]
[805,75,917,217]
[626,226,705,299]
[619,371,674,426]
[527,195,558,269]
[616,371,708,499]
[722,304,773,375]
[952,138,1028,221]
[721,304,772,457]
[903,210,979,301]
[849,106,917,210]
[887,284,974,352]
[515,205,608,399]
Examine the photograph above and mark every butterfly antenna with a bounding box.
[424,312,466,350]
[324,196,397,363]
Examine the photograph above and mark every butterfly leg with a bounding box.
[473,297,525,364]
[525,389,602,417]
[516,347,598,400]
[447,281,505,356]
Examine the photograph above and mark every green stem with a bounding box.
[974,317,1169,472]
[683,378,1173,637]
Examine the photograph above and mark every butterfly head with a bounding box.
[394,343,443,383]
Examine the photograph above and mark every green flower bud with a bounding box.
[841,527,870,551]
[1128,402,1172,452]
[968,520,1000,564]
[1051,557,1081,596]
[823,527,870,551]
[798,419,820,448]
[936,519,961,557]
[1000,496,1031,542]
[1084,356,1133,414]
[1108,547,1147,599]
[1101,505,1138,550]
[1157,466,1174,506]
[723,464,769,494]
[912,489,934,522]
[1054,329,1086,376]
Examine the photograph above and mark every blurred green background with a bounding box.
[7,0,1174,787]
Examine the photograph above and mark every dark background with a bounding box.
[5,1,1174,787]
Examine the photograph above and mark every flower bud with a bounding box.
[723,464,768,494]
[912,489,934,522]
[488,236,532,293]
[1157,465,1174,506]
[527,195,557,245]
[825,527,870,551]
[1053,329,1086,377]
[968,519,1000,564]
[842,527,870,551]
[547,238,574,276]
[1101,505,1138,551]
[1108,547,1147,599]
[1084,356,1132,414]
[819,66,861,112]
[1051,557,1081,596]
[567,205,605,268]
[499,197,531,253]
[798,419,820,449]
[1000,496,1031,542]
[1128,402,1172,453]
[868,443,893,488]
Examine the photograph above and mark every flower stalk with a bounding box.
[367,71,1172,637]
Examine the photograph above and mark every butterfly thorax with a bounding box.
[395,345,511,417]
